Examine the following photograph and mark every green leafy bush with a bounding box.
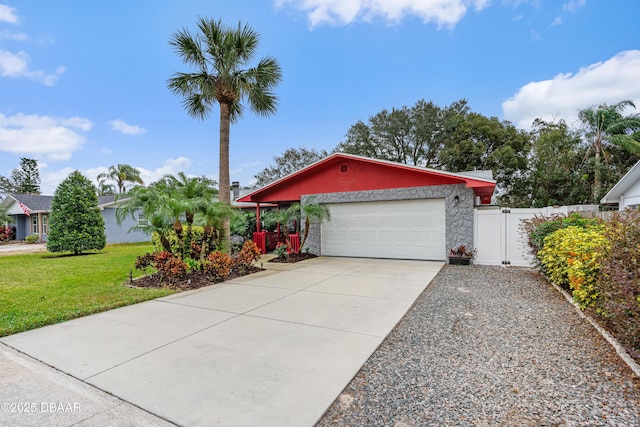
[184,257,202,272]
[47,170,106,254]
[522,213,601,268]
[539,225,608,308]
[594,209,640,358]
[274,241,288,258]
[25,234,39,244]
[152,226,207,258]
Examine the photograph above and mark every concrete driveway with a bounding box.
[1,256,442,426]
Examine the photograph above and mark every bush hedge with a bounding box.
[526,209,639,359]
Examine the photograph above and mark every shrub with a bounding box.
[183,257,202,272]
[204,251,233,280]
[539,225,608,308]
[594,209,640,357]
[152,226,207,259]
[47,170,106,254]
[153,251,187,282]
[25,234,39,244]
[0,226,14,242]
[234,240,261,273]
[134,252,155,275]
[274,241,288,258]
[522,213,601,267]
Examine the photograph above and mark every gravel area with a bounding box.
[316,265,640,426]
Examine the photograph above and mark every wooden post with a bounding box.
[255,203,261,233]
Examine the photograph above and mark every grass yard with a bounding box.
[0,242,175,337]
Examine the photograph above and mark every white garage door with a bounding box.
[321,199,446,260]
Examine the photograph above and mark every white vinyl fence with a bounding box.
[473,205,600,267]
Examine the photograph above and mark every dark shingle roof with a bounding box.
[9,194,54,212]
[98,195,117,206]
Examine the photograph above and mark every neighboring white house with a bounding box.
[0,193,149,244]
[601,160,640,210]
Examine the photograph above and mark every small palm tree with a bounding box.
[579,100,640,201]
[97,164,144,194]
[273,199,331,254]
[167,17,282,253]
[272,204,301,253]
[300,199,331,252]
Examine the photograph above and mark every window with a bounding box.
[42,215,49,234]
[32,216,38,234]
[138,213,148,225]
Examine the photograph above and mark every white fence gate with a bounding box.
[473,205,600,267]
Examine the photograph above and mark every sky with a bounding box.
[0,0,638,195]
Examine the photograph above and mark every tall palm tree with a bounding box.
[167,17,282,252]
[579,100,640,202]
[97,164,144,194]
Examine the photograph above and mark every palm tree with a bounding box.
[97,182,117,196]
[97,164,144,194]
[579,100,640,202]
[300,199,331,251]
[167,17,282,253]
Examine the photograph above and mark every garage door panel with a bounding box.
[321,199,445,260]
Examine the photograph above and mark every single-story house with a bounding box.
[237,153,496,261]
[600,160,640,210]
[0,193,150,244]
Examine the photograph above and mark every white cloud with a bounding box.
[550,16,562,27]
[0,4,18,23]
[0,49,66,86]
[0,29,27,40]
[562,0,586,13]
[136,157,193,185]
[275,0,490,28]
[502,50,640,129]
[109,119,147,135]
[0,113,93,161]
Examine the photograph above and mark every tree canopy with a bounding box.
[336,99,530,204]
[578,100,640,202]
[0,158,41,196]
[253,147,328,188]
[258,98,640,207]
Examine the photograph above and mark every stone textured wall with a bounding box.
[301,184,475,259]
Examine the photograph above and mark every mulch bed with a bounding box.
[128,253,317,291]
[268,253,318,263]
[128,266,264,291]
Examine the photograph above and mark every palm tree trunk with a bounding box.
[593,144,601,203]
[219,101,231,253]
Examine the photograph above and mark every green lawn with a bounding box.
[0,243,175,337]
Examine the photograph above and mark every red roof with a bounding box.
[238,153,496,204]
